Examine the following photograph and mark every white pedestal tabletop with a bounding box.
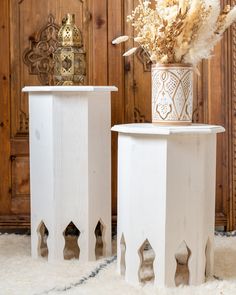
[23,86,117,262]
[112,123,224,287]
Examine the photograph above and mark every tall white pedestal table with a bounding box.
[23,86,117,262]
[112,123,224,287]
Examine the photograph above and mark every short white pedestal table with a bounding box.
[23,86,117,262]
[112,123,225,287]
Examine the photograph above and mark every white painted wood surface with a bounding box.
[23,86,118,93]
[112,123,224,287]
[24,86,117,262]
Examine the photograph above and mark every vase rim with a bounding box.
[152,63,193,69]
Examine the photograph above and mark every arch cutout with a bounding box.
[138,239,155,284]
[95,219,106,259]
[175,241,191,286]
[63,222,80,260]
[37,221,49,258]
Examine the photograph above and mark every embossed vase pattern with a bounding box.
[152,64,193,124]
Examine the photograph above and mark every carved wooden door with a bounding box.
[0,0,109,229]
[1,0,236,230]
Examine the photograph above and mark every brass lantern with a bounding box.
[53,14,86,85]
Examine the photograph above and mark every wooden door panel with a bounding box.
[12,156,30,195]
[0,0,11,217]
[205,41,229,227]
[10,140,30,216]
[107,0,125,216]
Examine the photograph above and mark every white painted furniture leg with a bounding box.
[47,229,65,261]
[125,243,141,286]
[104,225,112,257]
[78,231,89,262]
[163,248,177,287]
[31,221,41,259]
[205,235,214,277]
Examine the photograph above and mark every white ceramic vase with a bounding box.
[152,64,193,124]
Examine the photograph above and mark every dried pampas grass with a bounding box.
[112,36,129,45]
[123,47,138,56]
[112,0,236,67]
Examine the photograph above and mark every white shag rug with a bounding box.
[0,234,236,295]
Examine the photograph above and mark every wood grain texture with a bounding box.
[0,0,11,215]
[108,0,125,215]
[0,215,30,229]
[204,41,229,228]
[230,0,236,230]
[90,0,108,85]
[124,0,135,123]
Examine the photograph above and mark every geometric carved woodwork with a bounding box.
[192,107,200,123]
[134,107,149,123]
[135,47,152,72]
[19,111,29,133]
[23,14,60,85]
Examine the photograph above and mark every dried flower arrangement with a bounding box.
[112,0,236,67]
